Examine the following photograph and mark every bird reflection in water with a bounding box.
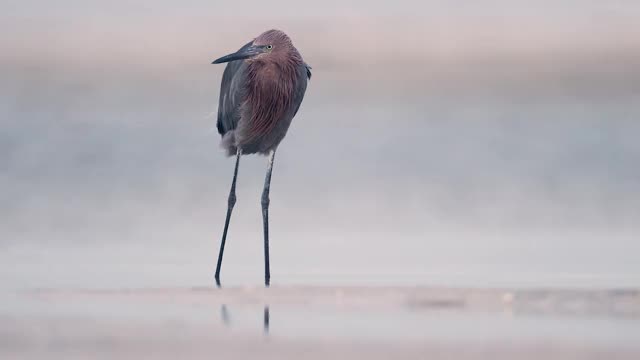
[263,306,270,334]
[220,304,231,326]
[219,304,270,334]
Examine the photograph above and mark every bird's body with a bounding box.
[211,29,311,287]
[216,30,311,156]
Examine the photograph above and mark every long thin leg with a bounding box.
[215,148,242,287]
[261,150,276,287]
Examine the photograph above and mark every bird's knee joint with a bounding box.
[228,193,237,207]
[261,195,270,208]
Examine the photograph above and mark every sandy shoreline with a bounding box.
[18,285,640,315]
[2,286,639,359]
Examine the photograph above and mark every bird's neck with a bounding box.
[242,60,298,139]
[249,59,297,85]
[253,62,280,85]
[248,60,297,99]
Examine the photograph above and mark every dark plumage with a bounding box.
[210,30,311,287]
[215,30,311,155]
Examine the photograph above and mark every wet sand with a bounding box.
[2,286,640,359]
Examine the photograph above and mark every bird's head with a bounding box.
[212,29,300,65]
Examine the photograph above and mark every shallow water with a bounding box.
[2,81,640,289]
[2,286,640,359]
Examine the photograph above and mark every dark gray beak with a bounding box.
[212,44,262,64]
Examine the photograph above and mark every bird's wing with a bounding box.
[216,42,252,135]
[291,63,310,117]
[305,63,312,80]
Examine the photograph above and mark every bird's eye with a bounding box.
[266,45,273,50]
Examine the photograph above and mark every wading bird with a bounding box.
[211,30,311,287]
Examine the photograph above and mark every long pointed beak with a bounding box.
[212,45,262,64]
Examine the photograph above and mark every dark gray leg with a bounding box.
[261,150,276,287]
[215,148,241,287]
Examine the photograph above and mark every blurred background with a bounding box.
[2,0,639,289]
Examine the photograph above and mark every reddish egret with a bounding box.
[211,30,311,287]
